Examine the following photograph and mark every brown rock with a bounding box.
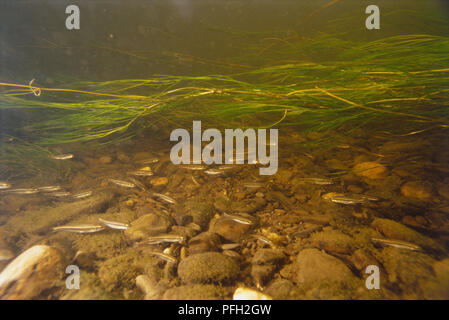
[0,245,65,299]
[353,162,388,179]
[310,230,355,254]
[125,214,172,241]
[188,232,221,255]
[178,252,239,284]
[98,156,112,164]
[209,217,252,242]
[350,249,379,272]
[400,181,434,202]
[150,177,169,188]
[294,248,356,284]
[371,218,440,250]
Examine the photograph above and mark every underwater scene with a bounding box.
[0,0,449,300]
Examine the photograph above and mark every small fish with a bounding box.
[152,192,176,204]
[140,158,160,164]
[242,182,264,188]
[48,191,71,197]
[72,190,93,199]
[179,164,207,171]
[204,169,225,176]
[146,251,177,264]
[53,224,105,233]
[297,178,334,185]
[142,234,185,245]
[7,188,39,195]
[330,196,366,205]
[50,153,74,160]
[372,238,422,251]
[129,166,153,176]
[0,181,12,190]
[108,178,136,188]
[330,194,378,205]
[98,218,129,230]
[38,186,62,192]
[223,213,254,225]
[217,165,237,171]
[190,175,200,186]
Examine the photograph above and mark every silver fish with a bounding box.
[190,175,200,186]
[38,186,62,192]
[153,192,176,204]
[140,158,160,164]
[7,188,39,195]
[330,194,378,205]
[49,191,71,197]
[242,182,264,188]
[146,251,177,263]
[296,178,335,185]
[250,234,274,247]
[142,234,185,245]
[72,190,93,199]
[217,165,237,171]
[108,178,136,188]
[223,213,254,225]
[98,218,129,230]
[50,153,74,160]
[53,224,105,233]
[330,196,366,205]
[372,238,422,251]
[204,169,225,176]
[179,164,207,171]
[0,181,12,190]
[129,170,154,177]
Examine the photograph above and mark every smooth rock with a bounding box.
[251,249,286,266]
[125,214,172,241]
[209,217,252,242]
[150,177,169,188]
[188,232,221,255]
[294,248,356,284]
[310,230,355,254]
[0,245,64,299]
[400,181,434,202]
[371,218,440,250]
[353,162,388,180]
[136,274,162,299]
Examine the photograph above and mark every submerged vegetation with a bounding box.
[1,32,449,179]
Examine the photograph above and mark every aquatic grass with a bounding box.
[1,33,449,178]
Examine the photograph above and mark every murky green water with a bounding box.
[0,1,449,300]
